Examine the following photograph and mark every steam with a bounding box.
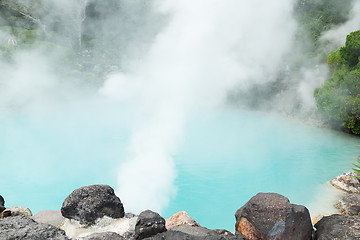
[277,1,360,115]
[2,0,358,215]
[296,0,360,112]
[0,51,58,111]
[321,1,360,47]
[100,0,296,213]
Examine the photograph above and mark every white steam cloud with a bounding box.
[100,0,297,213]
[6,0,357,215]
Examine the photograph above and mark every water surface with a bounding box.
[1,108,359,231]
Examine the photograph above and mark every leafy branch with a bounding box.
[352,158,360,177]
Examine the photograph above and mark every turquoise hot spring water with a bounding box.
[1,106,359,231]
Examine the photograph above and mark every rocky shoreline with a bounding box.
[0,174,359,240]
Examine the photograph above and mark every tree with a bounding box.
[314,30,360,135]
[340,30,360,68]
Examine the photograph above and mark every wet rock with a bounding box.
[80,231,125,240]
[6,206,32,217]
[336,193,360,216]
[235,193,312,240]
[166,211,200,229]
[135,210,167,239]
[0,215,68,239]
[61,185,125,225]
[330,172,360,193]
[32,210,66,228]
[314,214,360,240]
[62,216,137,239]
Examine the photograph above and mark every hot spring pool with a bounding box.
[1,108,359,231]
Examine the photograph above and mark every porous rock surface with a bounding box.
[170,225,215,237]
[166,211,201,229]
[79,231,125,240]
[235,193,312,240]
[0,195,5,214]
[6,206,32,217]
[170,225,244,239]
[61,184,125,225]
[0,215,68,239]
[135,210,167,239]
[61,215,137,239]
[31,210,66,227]
[144,225,244,240]
[0,195,4,207]
[336,193,360,216]
[314,214,360,240]
[330,172,360,193]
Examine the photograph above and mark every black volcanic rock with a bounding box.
[61,185,124,225]
[314,214,360,240]
[144,225,244,240]
[235,193,312,240]
[144,230,244,240]
[0,206,5,214]
[0,195,5,214]
[336,193,360,216]
[0,215,68,239]
[170,225,216,237]
[135,210,167,239]
[0,195,4,207]
[81,232,125,240]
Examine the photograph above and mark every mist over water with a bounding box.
[99,0,297,213]
[0,0,360,231]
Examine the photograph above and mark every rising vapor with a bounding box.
[100,0,297,213]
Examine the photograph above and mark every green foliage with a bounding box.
[340,30,360,68]
[314,30,360,135]
[0,26,41,43]
[294,0,353,40]
[327,49,345,69]
[352,158,360,177]
[293,0,353,61]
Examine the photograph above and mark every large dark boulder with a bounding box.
[314,214,360,240]
[61,185,125,225]
[0,215,68,239]
[80,232,125,240]
[235,193,312,240]
[135,210,167,239]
